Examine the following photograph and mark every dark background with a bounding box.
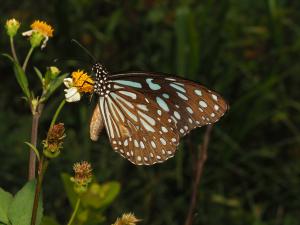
[1,0,300,224]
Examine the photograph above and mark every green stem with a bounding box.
[22,47,34,71]
[50,99,66,128]
[30,156,49,225]
[10,37,19,64]
[67,198,81,225]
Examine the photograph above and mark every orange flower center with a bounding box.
[72,70,94,93]
[31,20,54,37]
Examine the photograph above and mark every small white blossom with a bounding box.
[63,78,81,102]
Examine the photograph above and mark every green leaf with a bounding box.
[61,173,77,209]
[2,53,14,62]
[0,187,13,224]
[34,67,44,85]
[81,181,120,209]
[41,73,68,102]
[24,142,40,162]
[13,61,31,99]
[3,53,31,99]
[40,216,60,225]
[8,180,43,225]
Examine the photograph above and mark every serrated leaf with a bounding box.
[0,187,13,224]
[8,180,43,225]
[41,73,68,102]
[61,173,77,209]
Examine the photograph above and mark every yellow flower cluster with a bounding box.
[63,70,94,102]
[71,70,94,93]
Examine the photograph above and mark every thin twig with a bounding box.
[28,104,44,180]
[184,125,213,225]
[31,156,49,225]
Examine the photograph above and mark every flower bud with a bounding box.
[43,123,66,158]
[44,66,61,87]
[5,18,20,37]
[70,161,93,194]
[49,66,60,78]
[112,213,140,225]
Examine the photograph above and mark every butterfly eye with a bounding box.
[91,70,228,165]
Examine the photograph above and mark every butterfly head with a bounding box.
[92,62,111,97]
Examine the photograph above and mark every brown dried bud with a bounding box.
[43,123,66,158]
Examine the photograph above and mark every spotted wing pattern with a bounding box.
[97,86,180,165]
[110,73,228,137]
[95,72,228,165]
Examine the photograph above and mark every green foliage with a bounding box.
[61,173,120,224]
[0,188,13,224]
[3,54,30,99]
[7,180,43,225]
[41,216,60,225]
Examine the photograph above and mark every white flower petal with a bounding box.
[41,36,48,49]
[63,78,73,88]
[64,87,81,102]
[22,30,33,36]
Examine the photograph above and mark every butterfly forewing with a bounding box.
[111,73,228,137]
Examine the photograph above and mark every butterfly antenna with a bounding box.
[71,39,97,63]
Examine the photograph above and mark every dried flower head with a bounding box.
[5,18,20,37]
[64,70,94,102]
[112,213,140,225]
[43,123,66,158]
[22,20,54,49]
[71,161,93,194]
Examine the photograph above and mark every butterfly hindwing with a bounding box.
[97,86,180,165]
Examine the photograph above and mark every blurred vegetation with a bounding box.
[1,0,300,224]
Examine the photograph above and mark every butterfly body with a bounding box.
[90,62,228,165]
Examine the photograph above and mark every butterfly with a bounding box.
[89,63,228,165]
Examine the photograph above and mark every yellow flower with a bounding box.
[63,70,94,102]
[22,20,54,49]
[30,20,54,37]
[5,18,20,37]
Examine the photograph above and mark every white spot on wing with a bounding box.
[195,89,202,96]
[199,100,208,108]
[146,78,161,90]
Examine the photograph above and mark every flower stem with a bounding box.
[31,156,49,225]
[22,47,34,71]
[28,103,44,180]
[9,37,19,64]
[67,198,81,225]
[50,99,66,128]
